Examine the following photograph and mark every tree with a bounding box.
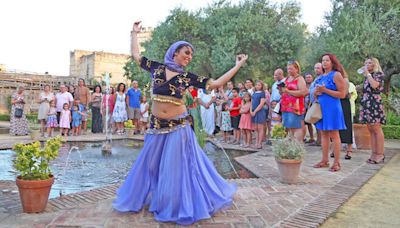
[123,57,150,88]
[124,0,307,85]
[307,0,400,93]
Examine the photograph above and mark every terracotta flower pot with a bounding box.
[275,158,302,184]
[30,130,41,140]
[16,175,54,213]
[127,129,135,137]
[353,123,371,150]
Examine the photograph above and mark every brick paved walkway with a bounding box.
[1,132,398,228]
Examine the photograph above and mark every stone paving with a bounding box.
[0,131,399,227]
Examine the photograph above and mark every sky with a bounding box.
[0,0,331,76]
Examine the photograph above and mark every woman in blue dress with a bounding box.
[112,21,248,225]
[313,53,347,172]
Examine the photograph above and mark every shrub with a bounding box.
[271,124,287,139]
[382,125,400,139]
[272,137,306,160]
[13,136,64,180]
[386,111,400,125]
[0,114,10,121]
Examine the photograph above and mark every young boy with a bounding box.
[229,88,242,144]
[71,98,85,136]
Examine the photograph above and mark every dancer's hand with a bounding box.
[236,54,248,66]
[132,21,142,33]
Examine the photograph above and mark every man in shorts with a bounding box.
[126,80,141,134]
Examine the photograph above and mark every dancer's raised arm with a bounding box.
[130,21,142,64]
[207,54,248,90]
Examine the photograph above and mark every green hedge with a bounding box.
[0,114,37,122]
[383,125,400,139]
[0,114,10,121]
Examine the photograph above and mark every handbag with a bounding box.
[305,101,322,124]
[14,108,23,118]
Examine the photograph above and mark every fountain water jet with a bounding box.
[102,72,112,155]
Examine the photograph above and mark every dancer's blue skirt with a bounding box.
[112,116,237,225]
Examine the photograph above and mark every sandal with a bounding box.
[330,152,335,158]
[345,151,352,160]
[367,155,385,164]
[306,139,315,144]
[313,161,329,168]
[329,162,341,172]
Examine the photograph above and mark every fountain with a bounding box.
[59,146,87,196]
[102,72,112,155]
[211,141,239,178]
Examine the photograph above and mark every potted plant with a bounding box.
[124,121,135,136]
[270,124,287,142]
[13,136,63,213]
[272,137,306,184]
[29,119,41,140]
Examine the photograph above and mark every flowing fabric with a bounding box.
[164,41,194,73]
[198,90,215,136]
[113,115,236,225]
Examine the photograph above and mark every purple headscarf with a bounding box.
[164,41,194,74]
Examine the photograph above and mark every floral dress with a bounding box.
[359,72,386,124]
[113,92,128,123]
[221,111,233,132]
[10,93,29,136]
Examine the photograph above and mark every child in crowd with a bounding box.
[239,92,253,147]
[59,103,71,137]
[251,81,267,149]
[221,102,233,142]
[140,96,149,134]
[229,88,242,144]
[46,100,58,137]
[270,100,282,129]
[71,99,84,136]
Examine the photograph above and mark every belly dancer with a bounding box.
[112,21,248,225]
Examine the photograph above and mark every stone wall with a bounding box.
[69,50,130,85]
[0,72,77,114]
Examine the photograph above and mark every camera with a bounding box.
[277,82,286,88]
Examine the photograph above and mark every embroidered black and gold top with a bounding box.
[140,56,211,105]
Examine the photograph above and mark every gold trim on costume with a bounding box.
[151,94,184,106]
[169,84,177,95]
[177,74,191,86]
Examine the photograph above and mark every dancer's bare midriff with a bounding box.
[151,101,187,119]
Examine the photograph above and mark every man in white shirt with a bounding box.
[270,68,285,102]
[55,84,73,123]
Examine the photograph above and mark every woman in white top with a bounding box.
[198,89,216,136]
[113,83,128,134]
[37,85,55,136]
